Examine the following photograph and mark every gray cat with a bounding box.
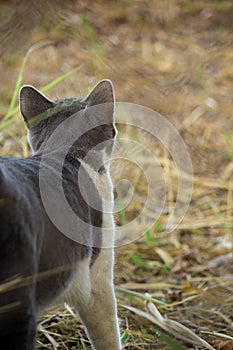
[0,80,121,350]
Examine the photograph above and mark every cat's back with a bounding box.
[0,156,43,245]
[0,155,40,194]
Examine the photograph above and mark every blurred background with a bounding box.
[0,1,232,349]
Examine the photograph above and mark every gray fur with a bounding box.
[0,80,121,350]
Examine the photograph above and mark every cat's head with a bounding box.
[19,80,116,158]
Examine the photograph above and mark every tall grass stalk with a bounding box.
[1,42,82,133]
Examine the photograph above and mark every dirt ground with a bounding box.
[0,1,232,349]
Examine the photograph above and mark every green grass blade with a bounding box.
[225,134,233,151]
[41,65,82,93]
[151,328,186,350]
[1,63,82,132]
[130,254,147,267]
[224,134,233,159]
[6,40,53,118]
[116,287,167,306]
[0,114,20,131]
[121,332,130,344]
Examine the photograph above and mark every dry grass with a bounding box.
[0,0,232,349]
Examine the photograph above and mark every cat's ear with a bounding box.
[83,80,116,155]
[19,85,55,124]
[84,79,115,107]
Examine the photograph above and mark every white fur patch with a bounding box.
[79,154,115,248]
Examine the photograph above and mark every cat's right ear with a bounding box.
[19,85,55,126]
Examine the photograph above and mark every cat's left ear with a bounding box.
[19,85,55,126]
